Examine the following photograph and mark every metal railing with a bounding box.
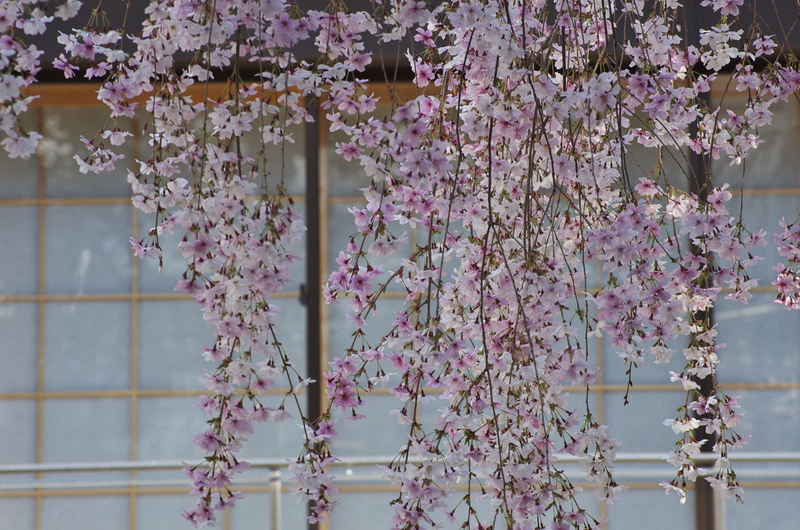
[1,453,799,530]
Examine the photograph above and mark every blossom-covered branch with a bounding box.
[3,0,800,528]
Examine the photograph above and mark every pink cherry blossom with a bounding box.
[4,0,800,526]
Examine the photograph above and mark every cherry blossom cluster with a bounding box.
[4,0,800,528]
[0,0,80,157]
[51,0,337,524]
[773,219,800,309]
[86,1,381,525]
[318,0,794,527]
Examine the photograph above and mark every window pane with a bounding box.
[45,204,132,295]
[728,193,799,280]
[273,296,308,380]
[732,389,800,452]
[237,394,307,460]
[44,301,131,392]
[136,494,196,530]
[602,333,689,386]
[43,107,132,199]
[326,296,407,360]
[329,394,409,458]
[0,109,39,199]
[328,490,397,530]
[711,98,800,190]
[606,487,695,530]
[604,391,686,453]
[229,489,309,530]
[136,212,186,294]
[327,129,371,197]
[41,496,129,530]
[0,399,37,463]
[726,487,800,530]
[327,201,410,293]
[0,498,35,529]
[716,293,800,383]
[0,303,37,393]
[137,300,211,390]
[42,398,131,462]
[137,396,207,461]
[0,206,38,295]
[240,122,307,197]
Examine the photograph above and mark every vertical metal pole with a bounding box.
[713,482,727,530]
[270,473,282,530]
[305,100,322,530]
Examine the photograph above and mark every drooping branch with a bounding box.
[2,0,799,528]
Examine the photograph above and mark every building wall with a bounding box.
[0,78,798,529]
